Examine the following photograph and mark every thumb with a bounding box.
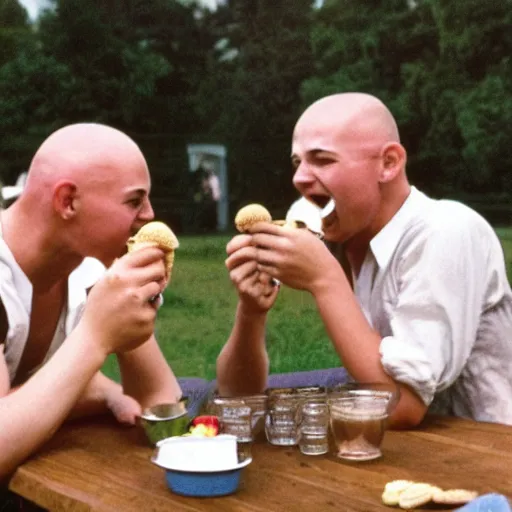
[108,394,142,425]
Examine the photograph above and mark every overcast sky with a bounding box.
[18,0,220,20]
[19,0,322,21]
[18,0,48,20]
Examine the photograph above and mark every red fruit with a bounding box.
[190,415,219,435]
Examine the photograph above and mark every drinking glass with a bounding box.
[240,394,268,439]
[327,383,400,461]
[210,397,253,462]
[265,392,301,446]
[299,401,329,455]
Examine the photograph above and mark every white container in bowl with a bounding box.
[152,435,252,497]
[154,434,240,472]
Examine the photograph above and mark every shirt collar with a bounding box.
[369,186,426,270]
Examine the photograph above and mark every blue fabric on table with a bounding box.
[177,377,215,417]
[456,494,511,512]
[178,367,350,417]
[267,367,349,389]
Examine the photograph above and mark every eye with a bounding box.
[313,154,335,166]
[127,197,143,208]
[291,157,300,170]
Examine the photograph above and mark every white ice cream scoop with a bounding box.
[320,199,335,219]
[285,197,323,235]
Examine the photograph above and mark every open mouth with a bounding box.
[307,195,336,219]
[308,194,330,209]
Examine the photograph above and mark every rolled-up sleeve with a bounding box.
[379,215,489,406]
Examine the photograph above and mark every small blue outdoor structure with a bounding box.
[187,144,228,232]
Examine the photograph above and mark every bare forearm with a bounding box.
[67,372,123,420]
[312,269,426,428]
[117,336,181,408]
[216,302,269,396]
[0,325,106,478]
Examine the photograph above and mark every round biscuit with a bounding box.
[432,489,478,505]
[398,483,435,509]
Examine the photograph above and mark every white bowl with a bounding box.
[154,434,249,472]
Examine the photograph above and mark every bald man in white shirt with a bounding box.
[217,92,512,429]
[0,124,182,440]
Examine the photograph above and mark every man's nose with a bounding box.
[292,163,315,188]
[139,197,155,221]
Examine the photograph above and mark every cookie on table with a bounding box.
[397,482,442,509]
[432,488,478,506]
[381,480,415,506]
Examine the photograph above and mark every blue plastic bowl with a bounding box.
[164,466,245,497]
[152,434,252,497]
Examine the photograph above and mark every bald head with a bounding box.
[23,123,147,198]
[294,93,400,158]
[6,122,154,269]
[291,92,410,243]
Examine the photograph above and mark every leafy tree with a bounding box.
[412,0,512,195]
[195,0,315,211]
[0,0,28,27]
[0,0,32,68]
[36,0,172,130]
[0,52,78,182]
[0,1,38,182]
[456,70,512,193]
[300,0,512,199]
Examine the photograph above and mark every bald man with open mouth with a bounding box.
[218,92,512,429]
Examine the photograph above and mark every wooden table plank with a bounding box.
[8,415,512,511]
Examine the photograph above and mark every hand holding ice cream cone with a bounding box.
[127,221,179,288]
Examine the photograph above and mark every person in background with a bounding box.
[216,92,512,429]
[197,162,220,233]
[206,166,221,204]
[0,123,182,447]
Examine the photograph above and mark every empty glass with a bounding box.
[265,392,301,446]
[239,394,268,439]
[299,401,329,455]
[210,397,253,462]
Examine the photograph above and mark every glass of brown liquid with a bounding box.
[327,383,400,461]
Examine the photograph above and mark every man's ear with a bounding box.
[53,181,78,220]
[379,142,406,183]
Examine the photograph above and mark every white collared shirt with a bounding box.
[0,233,105,384]
[353,187,512,424]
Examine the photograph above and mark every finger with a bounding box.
[258,271,274,286]
[253,246,281,267]
[225,245,260,270]
[104,265,166,295]
[109,395,142,425]
[263,283,281,300]
[258,274,280,295]
[138,281,163,303]
[257,263,278,280]
[226,234,253,255]
[237,272,263,296]
[251,232,289,251]
[126,261,167,287]
[120,247,166,268]
[230,260,259,285]
[246,222,284,236]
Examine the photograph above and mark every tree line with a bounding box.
[1,0,511,228]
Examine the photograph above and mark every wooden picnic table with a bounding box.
[8,414,512,511]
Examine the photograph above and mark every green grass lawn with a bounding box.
[103,228,512,382]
